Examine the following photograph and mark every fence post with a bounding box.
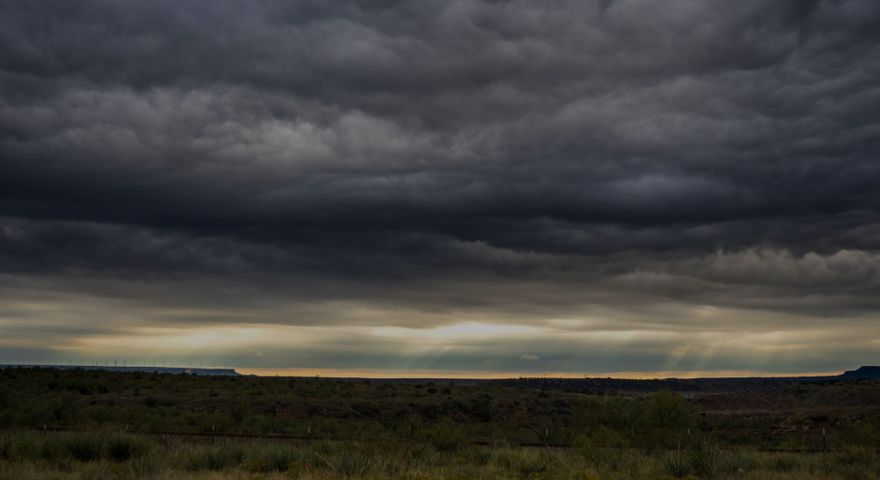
[822,427,828,474]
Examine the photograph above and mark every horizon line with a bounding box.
[0,364,854,380]
[237,367,847,380]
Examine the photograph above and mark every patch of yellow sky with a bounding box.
[60,321,657,355]
[44,318,845,379]
[236,367,840,379]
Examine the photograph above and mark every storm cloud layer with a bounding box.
[2,0,880,375]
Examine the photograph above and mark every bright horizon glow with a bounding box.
[0,360,849,380]
[4,318,870,377]
[238,367,844,380]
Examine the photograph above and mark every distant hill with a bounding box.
[490,367,880,395]
[839,366,880,380]
[0,364,240,376]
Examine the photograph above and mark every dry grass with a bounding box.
[2,370,879,479]
[0,430,877,480]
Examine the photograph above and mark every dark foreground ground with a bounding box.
[1,367,879,479]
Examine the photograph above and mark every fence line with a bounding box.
[0,426,866,454]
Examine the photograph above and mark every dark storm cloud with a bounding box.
[2,0,880,373]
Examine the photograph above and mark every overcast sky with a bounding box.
[2,0,879,376]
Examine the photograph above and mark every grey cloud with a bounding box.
[1,0,879,373]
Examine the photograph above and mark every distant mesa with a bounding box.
[0,365,240,376]
[839,366,880,380]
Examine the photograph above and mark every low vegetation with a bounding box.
[2,430,879,479]
[1,368,878,478]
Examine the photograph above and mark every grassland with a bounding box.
[1,368,879,479]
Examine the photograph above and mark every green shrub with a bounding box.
[129,452,163,476]
[77,462,127,480]
[689,441,721,477]
[468,447,492,466]
[9,434,49,462]
[228,402,248,424]
[514,449,550,475]
[184,443,245,471]
[244,444,298,472]
[591,448,648,475]
[718,448,756,476]
[104,434,142,462]
[423,420,468,452]
[491,447,550,476]
[63,434,101,462]
[574,434,639,473]
[768,453,798,472]
[589,426,627,449]
[664,449,693,478]
[336,450,375,477]
[833,446,876,467]
[404,442,439,467]
[0,434,11,460]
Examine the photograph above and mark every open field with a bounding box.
[1,368,879,479]
[3,430,880,480]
